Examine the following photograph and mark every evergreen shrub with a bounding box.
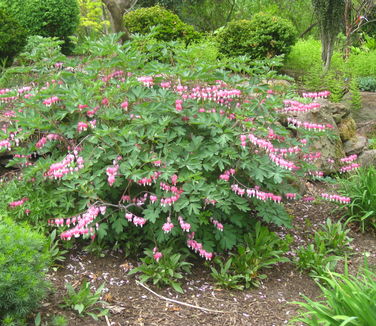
[216,13,297,59]
[0,218,50,323]
[0,6,27,65]
[124,5,201,43]
[0,0,80,53]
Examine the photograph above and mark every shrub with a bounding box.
[292,267,376,325]
[124,5,200,43]
[0,6,27,66]
[0,0,80,53]
[216,13,297,59]
[0,35,350,263]
[358,76,376,92]
[0,218,50,323]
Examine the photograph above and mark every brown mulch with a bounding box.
[36,182,376,325]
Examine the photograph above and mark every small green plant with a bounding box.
[231,223,291,287]
[51,315,68,326]
[314,218,353,255]
[48,229,68,266]
[291,265,376,325]
[129,247,192,293]
[62,280,108,320]
[358,76,376,92]
[209,257,245,290]
[338,167,376,231]
[0,218,50,324]
[295,242,342,277]
[210,222,290,289]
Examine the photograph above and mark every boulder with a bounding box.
[358,149,376,168]
[351,92,376,124]
[296,100,346,173]
[316,99,351,124]
[343,135,368,155]
[338,117,356,141]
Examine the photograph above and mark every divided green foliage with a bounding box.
[0,218,50,324]
[0,6,27,66]
[216,13,297,59]
[124,5,201,43]
[0,34,335,261]
[128,247,192,293]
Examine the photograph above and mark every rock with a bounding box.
[358,149,376,168]
[351,92,376,124]
[316,99,351,124]
[357,121,376,138]
[297,100,346,173]
[343,135,368,155]
[338,117,356,141]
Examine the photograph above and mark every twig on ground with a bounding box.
[105,315,111,326]
[135,280,228,314]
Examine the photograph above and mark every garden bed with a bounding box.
[38,182,376,326]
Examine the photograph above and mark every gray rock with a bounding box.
[316,99,351,124]
[343,135,368,155]
[352,92,376,124]
[296,100,346,173]
[358,149,376,168]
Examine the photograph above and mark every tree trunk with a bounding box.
[102,0,136,43]
[322,33,334,72]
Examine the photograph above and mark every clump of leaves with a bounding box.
[62,280,108,320]
[210,222,291,289]
[292,264,376,325]
[338,167,376,231]
[314,218,353,255]
[296,242,342,278]
[129,247,192,293]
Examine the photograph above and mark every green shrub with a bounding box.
[0,218,50,323]
[0,0,80,53]
[216,13,297,59]
[347,49,376,77]
[358,76,376,92]
[292,267,376,325]
[124,5,200,43]
[0,6,27,65]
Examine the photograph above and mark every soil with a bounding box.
[35,181,376,326]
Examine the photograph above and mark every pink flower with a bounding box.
[77,122,88,132]
[153,251,163,262]
[162,221,174,233]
